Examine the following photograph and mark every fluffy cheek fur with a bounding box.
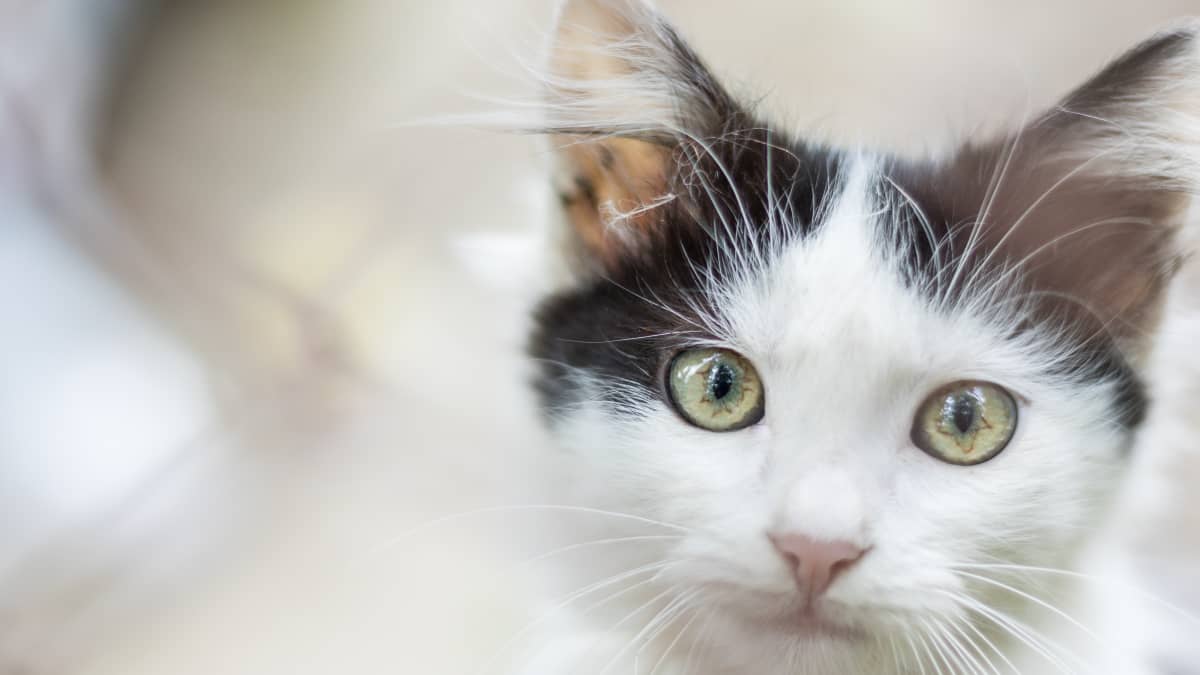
[538,189,1133,660]
[540,356,1130,672]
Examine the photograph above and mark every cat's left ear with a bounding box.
[909,22,1200,357]
[541,0,741,273]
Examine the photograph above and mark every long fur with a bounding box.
[511,2,1200,674]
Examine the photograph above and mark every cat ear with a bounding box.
[916,23,1200,354]
[542,0,738,272]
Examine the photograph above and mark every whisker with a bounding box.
[680,607,716,675]
[886,632,905,675]
[522,535,685,565]
[632,589,700,674]
[932,618,967,675]
[676,129,758,261]
[914,626,947,675]
[596,585,691,675]
[954,612,1014,675]
[555,330,701,345]
[936,616,990,675]
[473,560,675,675]
[381,504,694,550]
[647,602,703,675]
[920,618,957,675]
[596,271,711,334]
[961,141,1125,297]
[951,570,1101,643]
[972,215,1155,302]
[923,619,956,675]
[952,562,1200,629]
[905,630,931,675]
[939,589,1080,675]
[944,126,1025,303]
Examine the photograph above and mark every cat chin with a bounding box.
[686,584,907,650]
[679,609,890,675]
[734,605,870,645]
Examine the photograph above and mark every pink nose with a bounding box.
[769,533,866,599]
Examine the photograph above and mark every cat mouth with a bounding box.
[779,608,865,641]
[733,596,866,642]
[703,581,868,641]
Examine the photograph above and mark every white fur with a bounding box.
[517,157,1141,674]
[495,3,1200,674]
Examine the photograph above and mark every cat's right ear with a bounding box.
[541,0,738,274]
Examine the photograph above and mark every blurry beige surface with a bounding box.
[3,0,1200,673]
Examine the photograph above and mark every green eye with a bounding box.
[911,381,1018,465]
[666,348,764,432]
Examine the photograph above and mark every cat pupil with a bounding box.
[951,395,976,434]
[709,364,735,400]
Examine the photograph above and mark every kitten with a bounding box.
[512,1,1200,673]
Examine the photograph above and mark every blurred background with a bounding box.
[2,0,1199,673]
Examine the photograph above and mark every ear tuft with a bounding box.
[1047,20,1200,196]
[545,0,732,137]
[540,0,738,274]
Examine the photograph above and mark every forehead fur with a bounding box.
[530,144,1148,431]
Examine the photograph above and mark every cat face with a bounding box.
[523,0,1197,670]
[531,158,1134,667]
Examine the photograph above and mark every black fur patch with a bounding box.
[532,139,1150,431]
[529,131,845,420]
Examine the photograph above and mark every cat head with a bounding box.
[524,0,1198,669]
